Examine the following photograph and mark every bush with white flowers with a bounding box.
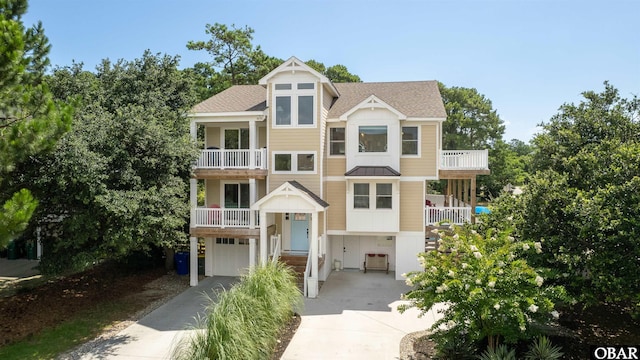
[399,225,568,350]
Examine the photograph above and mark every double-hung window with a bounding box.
[401,126,419,155]
[274,83,315,127]
[353,183,393,209]
[329,128,345,155]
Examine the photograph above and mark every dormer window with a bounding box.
[274,82,315,127]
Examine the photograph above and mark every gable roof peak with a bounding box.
[259,56,339,96]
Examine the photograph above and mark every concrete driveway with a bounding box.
[74,276,238,360]
[281,270,443,360]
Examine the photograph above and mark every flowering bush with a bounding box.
[399,225,567,350]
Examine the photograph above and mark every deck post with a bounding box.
[471,176,477,224]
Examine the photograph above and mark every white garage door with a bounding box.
[213,238,250,276]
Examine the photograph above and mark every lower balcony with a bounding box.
[190,207,260,238]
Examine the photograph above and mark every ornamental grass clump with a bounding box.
[172,262,302,360]
[399,225,568,354]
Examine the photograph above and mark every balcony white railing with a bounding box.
[193,208,259,228]
[440,150,489,170]
[196,148,267,169]
[425,206,472,226]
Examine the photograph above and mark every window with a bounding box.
[224,183,249,208]
[224,128,249,149]
[329,128,345,155]
[273,152,316,173]
[274,82,315,126]
[353,182,393,209]
[402,126,418,155]
[298,96,314,125]
[274,153,291,171]
[354,183,370,209]
[297,153,314,171]
[216,238,235,245]
[376,184,392,209]
[276,97,291,125]
[359,126,387,152]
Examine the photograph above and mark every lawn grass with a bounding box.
[0,300,138,360]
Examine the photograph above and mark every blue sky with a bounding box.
[23,0,639,142]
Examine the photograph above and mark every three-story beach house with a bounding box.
[187,57,489,297]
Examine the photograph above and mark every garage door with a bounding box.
[213,238,250,276]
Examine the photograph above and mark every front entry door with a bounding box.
[290,213,309,252]
[343,237,360,269]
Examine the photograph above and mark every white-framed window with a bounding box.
[353,183,370,209]
[272,151,316,173]
[329,127,345,155]
[223,183,250,208]
[216,238,235,245]
[224,128,249,149]
[274,82,315,127]
[358,126,387,152]
[353,182,393,209]
[401,126,419,155]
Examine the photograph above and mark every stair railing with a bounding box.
[303,250,312,297]
[270,234,282,264]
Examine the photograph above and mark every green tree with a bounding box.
[22,52,198,272]
[186,23,282,99]
[305,59,361,83]
[488,83,640,312]
[480,139,532,198]
[438,83,505,150]
[0,0,72,248]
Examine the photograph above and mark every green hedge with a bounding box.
[173,262,303,360]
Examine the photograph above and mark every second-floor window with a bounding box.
[353,182,393,209]
[329,128,345,155]
[273,152,316,173]
[402,126,418,155]
[274,83,315,127]
[359,126,387,152]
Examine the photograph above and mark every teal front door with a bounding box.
[290,213,309,251]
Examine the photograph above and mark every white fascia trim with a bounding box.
[258,56,339,96]
[326,176,439,181]
[404,117,446,122]
[344,176,402,181]
[190,111,266,119]
[339,95,407,121]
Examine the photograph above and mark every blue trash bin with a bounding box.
[174,252,189,275]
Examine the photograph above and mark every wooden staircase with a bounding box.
[278,253,325,290]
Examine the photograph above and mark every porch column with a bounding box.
[471,176,477,224]
[249,238,257,268]
[249,178,257,268]
[308,211,319,298]
[463,179,469,206]
[189,120,197,141]
[259,210,268,264]
[249,119,256,169]
[205,238,214,276]
[189,236,198,286]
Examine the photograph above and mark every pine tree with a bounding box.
[0,0,72,247]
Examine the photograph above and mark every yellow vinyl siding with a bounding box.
[326,181,346,231]
[205,127,221,148]
[400,123,438,177]
[326,157,346,177]
[268,126,321,193]
[400,181,424,231]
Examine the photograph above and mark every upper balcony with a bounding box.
[193,148,268,179]
[439,150,490,178]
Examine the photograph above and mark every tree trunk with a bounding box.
[164,247,175,271]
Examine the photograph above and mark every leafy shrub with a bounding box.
[399,225,568,349]
[172,262,302,360]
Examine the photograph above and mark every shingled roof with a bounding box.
[190,80,446,119]
[329,81,446,119]
[191,85,266,113]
